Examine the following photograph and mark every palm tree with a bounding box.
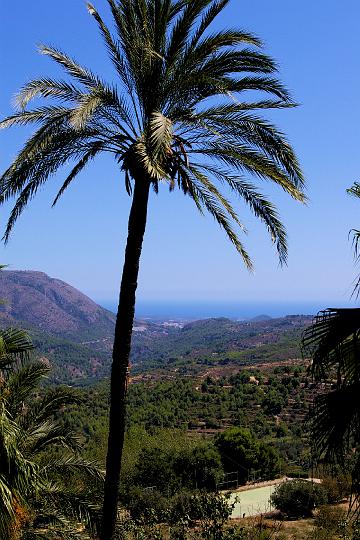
[0,1,305,537]
[0,328,103,539]
[301,183,360,468]
[302,308,360,460]
[302,199,360,496]
[0,328,35,539]
[347,181,360,296]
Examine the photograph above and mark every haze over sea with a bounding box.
[100,299,356,322]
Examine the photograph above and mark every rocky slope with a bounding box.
[0,270,116,341]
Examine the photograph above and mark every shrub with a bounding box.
[170,491,235,539]
[270,480,327,518]
[306,506,357,540]
[314,505,348,533]
[124,486,169,523]
[321,474,351,503]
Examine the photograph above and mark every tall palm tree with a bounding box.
[0,1,305,538]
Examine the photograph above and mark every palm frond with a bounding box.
[86,2,131,92]
[189,169,253,270]
[39,45,100,89]
[0,328,33,370]
[23,421,81,456]
[347,182,360,199]
[42,454,104,482]
[69,92,103,130]
[196,143,304,200]
[0,106,71,129]
[180,105,304,189]
[52,143,104,206]
[229,75,292,102]
[20,387,82,431]
[15,79,83,110]
[0,127,105,241]
[311,383,360,460]
[302,309,360,465]
[21,511,94,540]
[4,362,50,417]
[0,407,41,538]
[39,480,102,538]
[190,1,236,49]
[302,308,360,381]
[149,111,173,161]
[190,165,247,232]
[197,165,288,264]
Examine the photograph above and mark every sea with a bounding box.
[99,299,358,322]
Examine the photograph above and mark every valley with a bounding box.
[0,271,343,538]
[0,269,314,384]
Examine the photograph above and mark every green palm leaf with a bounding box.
[302,309,360,464]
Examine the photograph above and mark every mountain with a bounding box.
[130,315,313,372]
[0,270,313,384]
[0,270,116,341]
[250,314,272,322]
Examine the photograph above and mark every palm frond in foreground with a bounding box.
[0,329,102,539]
[303,308,360,463]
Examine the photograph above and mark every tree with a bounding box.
[302,308,360,469]
[271,480,327,518]
[0,328,102,539]
[347,181,360,296]
[0,1,305,537]
[300,182,360,490]
[215,427,279,484]
[175,443,224,491]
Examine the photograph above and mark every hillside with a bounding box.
[0,270,116,340]
[130,315,313,372]
[0,270,313,384]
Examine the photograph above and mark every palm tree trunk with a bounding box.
[101,178,151,540]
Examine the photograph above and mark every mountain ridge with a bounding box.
[0,270,116,341]
[0,270,312,384]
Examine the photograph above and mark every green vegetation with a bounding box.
[130,316,310,375]
[31,329,110,383]
[0,318,322,538]
[270,480,327,518]
[0,306,357,539]
[69,364,310,479]
[0,328,103,539]
[215,428,279,484]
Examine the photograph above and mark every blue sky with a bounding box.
[1,0,360,310]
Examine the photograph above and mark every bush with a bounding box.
[314,505,348,533]
[225,517,285,539]
[321,473,351,503]
[306,506,359,540]
[124,486,169,523]
[270,480,327,518]
[170,490,235,539]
